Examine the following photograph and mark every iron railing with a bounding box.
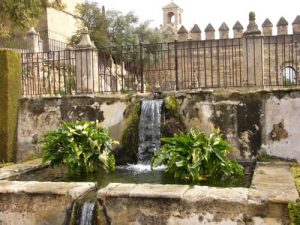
[21,35,300,97]
[0,37,68,53]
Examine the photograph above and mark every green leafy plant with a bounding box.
[289,201,300,225]
[151,129,244,182]
[42,120,116,174]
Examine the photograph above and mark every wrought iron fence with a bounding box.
[0,37,30,53]
[0,36,68,53]
[21,35,300,97]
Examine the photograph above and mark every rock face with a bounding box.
[97,162,299,225]
[0,181,95,225]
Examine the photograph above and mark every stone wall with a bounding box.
[17,95,129,161]
[176,88,300,161]
[17,88,300,162]
[97,162,299,225]
[0,181,95,225]
[37,0,84,43]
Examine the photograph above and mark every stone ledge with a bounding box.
[249,162,299,204]
[0,180,96,200]
[98,183,190,199]
[0,159,46,180]
[183,186,248,204]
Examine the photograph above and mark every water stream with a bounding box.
[78,201,96,225]
[137,99,164,164]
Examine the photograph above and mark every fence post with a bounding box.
[26,27,41,53]
[75,27,99,93]
[242,12,264,87]
[139,42,144,93]
[0,50,21,162]
[174,40,179,91]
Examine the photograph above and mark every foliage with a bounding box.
[257,152,284,162]
[151,129,244,182]
[165,96,178,114]
[119,102,141,164]
[291,164,300,193]
[69,2,110,49]
[0,0,65,37]
[42,120,116,174]
[289,202,300,225]
[289,164,300,225]
[0,50,21,162]
[70,2,166,49]
[162,96,186,137]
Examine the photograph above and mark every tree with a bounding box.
[69,2,110,49]
[0,0,65,37]
[69,1,166,49]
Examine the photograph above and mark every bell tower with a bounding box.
[162,1,183,30]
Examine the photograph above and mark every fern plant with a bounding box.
[42,120,116,174]
[151,129,244,182]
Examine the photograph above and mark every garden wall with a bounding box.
[17,88,300,162]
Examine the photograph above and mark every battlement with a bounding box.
[171,12,300,41]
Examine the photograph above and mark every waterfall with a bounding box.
[137,99,164,164]
[78,201,95,225]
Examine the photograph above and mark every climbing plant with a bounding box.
[42,120,116,174]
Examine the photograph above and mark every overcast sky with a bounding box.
[95,0,299,37]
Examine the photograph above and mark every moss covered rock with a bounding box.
[0,50,21,162]
[116,101,141,164]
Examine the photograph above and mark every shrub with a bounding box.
[42,120,116,174]
[151,129,244,182]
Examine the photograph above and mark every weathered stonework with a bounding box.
[97,162,299,225]
[17,89,300,162]
[0,181,95,225]
[17,95,129,161]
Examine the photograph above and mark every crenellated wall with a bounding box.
[145,12,300,91]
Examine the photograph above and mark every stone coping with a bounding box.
[98,162,299,206]
[0,180,96,200]
[98,183,249,203]
[0,159,46,180]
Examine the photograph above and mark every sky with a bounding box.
[95,0,299,37]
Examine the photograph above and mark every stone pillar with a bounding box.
[205,23,215,40]
[26,27,40,53]
[190,24,201,41]
[233,21,244,38]
[242,12,264,86]
[177,25,189,41]
[0,50,21,162]
[75,27,99,93]
[277,17,288,35]
[262,18,273,36]
[292,15,300,34]
[219,22,229,39]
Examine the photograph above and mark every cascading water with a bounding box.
[137,99,164,164]
[77,200,96,225]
